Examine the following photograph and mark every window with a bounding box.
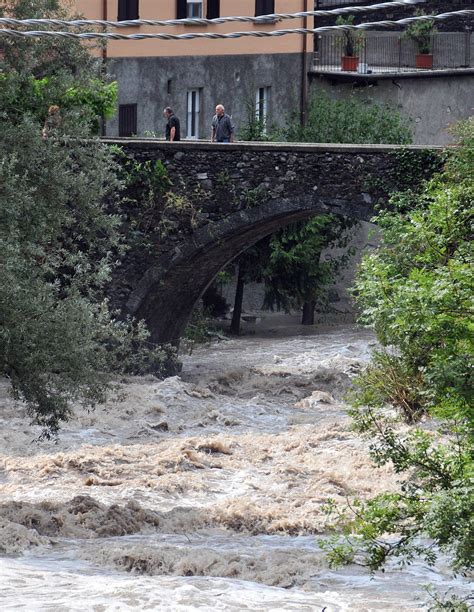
[177,0,219,20]
[118,0,139,21]
[187,0,202,18]
[255,0,275,17]
[256,86,271,132]
[119,104,137,137]
[186,89,201,139]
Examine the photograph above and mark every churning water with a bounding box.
[0,322,471,610]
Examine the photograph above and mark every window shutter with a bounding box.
[119,104,137,137]
[118,0,127,20]
[266,0,275,14]
[118,0,139,20]
[207,0,220,19]
[128,0,139,19]
[177,0,187,19]
[256,0,274,16]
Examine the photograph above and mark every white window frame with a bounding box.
[187,89,201,139]
[187,0,203,18]
[256,86,271,133]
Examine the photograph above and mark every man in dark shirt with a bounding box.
[211,104,235,143]
[163,107,181,141]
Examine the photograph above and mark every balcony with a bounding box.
[315,0,401,5]
[311,31,474,79]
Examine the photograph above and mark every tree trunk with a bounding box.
[301,300,316,325]
[230,264,245,335]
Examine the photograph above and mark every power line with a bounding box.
[0,11,471,41]
[0,1,428,29]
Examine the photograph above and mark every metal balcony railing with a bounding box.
[314,0,399,6]
[313,31,473,74]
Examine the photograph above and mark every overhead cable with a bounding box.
[0,11,471,41]
[0,1,429,29]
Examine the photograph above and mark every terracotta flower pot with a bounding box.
[415,53,433,69]
[341,56,359,72]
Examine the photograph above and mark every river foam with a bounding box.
[0,323,470,609]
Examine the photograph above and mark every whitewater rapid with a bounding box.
[0,323,470,610]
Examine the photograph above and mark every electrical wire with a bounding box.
[0,11,471,41]
[0,1,429,29]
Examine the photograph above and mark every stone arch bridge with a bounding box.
[105,139,438,344]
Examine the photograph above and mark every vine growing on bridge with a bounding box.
[116,153,202,250]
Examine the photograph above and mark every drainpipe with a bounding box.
[300,0,309,128]
[102,0,108,63]
[101,0,108,136]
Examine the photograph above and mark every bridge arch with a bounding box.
[124,193,372,344]
[106,139,439,344]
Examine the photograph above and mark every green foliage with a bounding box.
[115,153,199,251]
[62,80,118,132]
[158,191,200,236]
[105,319,178,378]
[404,11,437,54]
[281,90,412,145]
[242,185,267,209]
[122,157,172,206]
[0,1,175,436]
[262,216,356,313]
[349,351,427,423]
[321,423,473,572]
[354,182,473,409]
[181,308,225,355]
[425,586,473,611]
[335,15,364,57]
[239,98,272,142]
[325,118,474,574]
[0,0,117,134]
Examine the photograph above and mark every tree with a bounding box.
[223,91,412,331]
[261,90,412,325]
[322,119,473,574]
[0,0,174,436]
[0,0,117,132]
[229,241,272,335]
[262,216,355,325]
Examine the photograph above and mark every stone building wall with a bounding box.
[310,73,473,145]
[105,52,309,139]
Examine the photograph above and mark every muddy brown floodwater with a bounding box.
[0,321,471,610]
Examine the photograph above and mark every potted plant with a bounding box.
[336,15,364,72]
[404,11,436,69]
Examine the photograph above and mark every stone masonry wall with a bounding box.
[102,140,441,341]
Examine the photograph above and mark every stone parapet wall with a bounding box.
[110,140,435,216]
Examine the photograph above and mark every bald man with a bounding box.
[211,104,235,143]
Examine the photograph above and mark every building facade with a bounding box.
[311,0,473,145]
[75,1,313,138]
[74,1,473,143]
